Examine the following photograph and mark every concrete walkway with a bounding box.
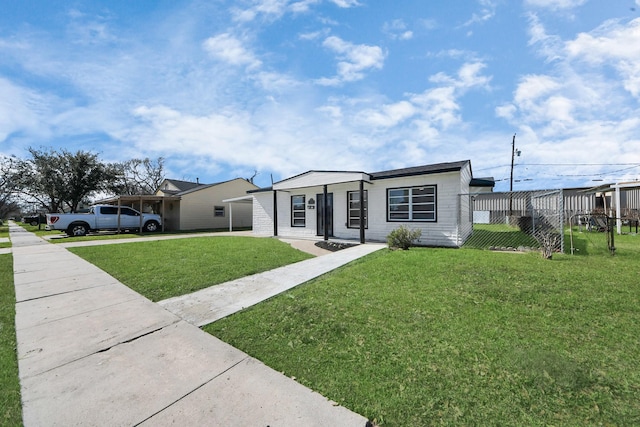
[9,223,385,426]
[159,243,384,326]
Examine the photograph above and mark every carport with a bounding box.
[95,195,181,232]
[221,195,254,232]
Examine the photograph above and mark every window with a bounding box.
[347,190,368,228]
[121,207,139,216]
[214,206,225,217]
[387,186,436,222]
[291,195,306,227]
[100,206,118,215]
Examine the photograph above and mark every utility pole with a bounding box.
[510,133,516,192]
[509,133,520,217]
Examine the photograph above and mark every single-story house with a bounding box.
[155,178,258,231]
[246,160,493,247]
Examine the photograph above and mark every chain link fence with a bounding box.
[463,190,564,254]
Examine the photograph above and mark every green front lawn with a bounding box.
[68,236,313,301]
[205,233,640,426]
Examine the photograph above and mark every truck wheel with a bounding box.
[67,223,89,237]
[143,220,160,232]
[30,220,39,226]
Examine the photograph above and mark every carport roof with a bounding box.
[95,195,181,204]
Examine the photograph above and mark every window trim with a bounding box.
[386,185,437,222]
[291,195,306,227]
[346,190,368,229]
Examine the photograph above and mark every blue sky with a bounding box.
[1,0,640,191]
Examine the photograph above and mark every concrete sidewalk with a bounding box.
[9,223,384,426]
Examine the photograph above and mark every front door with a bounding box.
[316,193,333,236]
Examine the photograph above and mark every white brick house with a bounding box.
[247,160,493,248]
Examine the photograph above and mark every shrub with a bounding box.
[535,230,560,259]
[387,226,422,250]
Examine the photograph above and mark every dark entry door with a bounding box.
[316,193,333,236]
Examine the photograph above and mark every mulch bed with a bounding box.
[314,241,358,252]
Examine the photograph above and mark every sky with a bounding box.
[1,0,640,192]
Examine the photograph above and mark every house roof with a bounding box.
[273,171,371,191]
[176,177,256,196]
[370,160,471,180]
[250,160,474,193]
[162,179,205,192]
[470,177,495,187]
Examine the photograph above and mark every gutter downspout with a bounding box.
[359,180,365,244]
[273,190,278,237]
[323,185,329,241]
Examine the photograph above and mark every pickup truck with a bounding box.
[46,205,162,236]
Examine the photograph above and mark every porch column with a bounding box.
[161,198,166,232]
[323,185,329,241]
[228,203,233,232]
[117,200,122,233]
[273,190,278,236]
[615,184,622,235]
[359,180,365,244]
[139,197,143,233]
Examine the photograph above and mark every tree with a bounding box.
[17,147,119,213]
[0,155,22,219]
[110,157,166,195]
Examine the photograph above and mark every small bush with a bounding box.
[535,230,560,259]
[387,226,422,250]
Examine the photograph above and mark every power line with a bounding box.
[476,163,640,172]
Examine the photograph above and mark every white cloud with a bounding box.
[430,62,491,90]
[496,16,640,178]
[383,20,413,40]
[329,0,360,8]
[130,102,374,178]
[231,0,288,22]
[527,13,564,61]
[524,0,587,10]
[513,75,560,106]
[0,78,48,143]
[356,101,416,128]
[316,36,385,85]
[290,0,321,13]
[462,0,497,27]
[565,18,640,96]
[299,29,330,41]
[202,33,262,69]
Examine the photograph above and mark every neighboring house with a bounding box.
[155,178,259,231]
[156,178,206,196]
[248,160,493,248]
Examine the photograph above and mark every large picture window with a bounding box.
[347,190,367,228]
[387,185,436,222]
[291,195,306,227]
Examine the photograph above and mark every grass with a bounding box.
[0,223,8,248]
[0,254,22,426]
[68,237,313,301]
[463,223,540,249]
[204,232,640,426]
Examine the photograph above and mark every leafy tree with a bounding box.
[17,147,119,213]
[0,155,22,218]
[110,157,166,195]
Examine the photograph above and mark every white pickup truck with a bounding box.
[46,205,162,236]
